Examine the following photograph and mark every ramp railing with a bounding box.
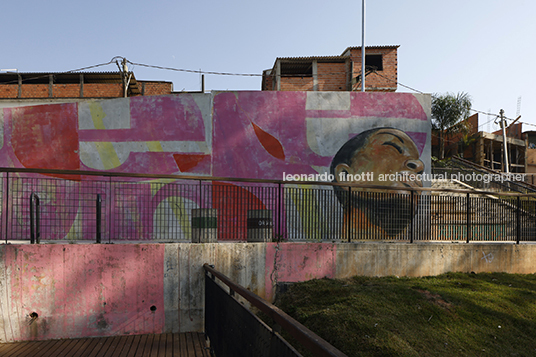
[204,263,347,357]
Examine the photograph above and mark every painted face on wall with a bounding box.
[330,127,425,237]
[333,128,424,189]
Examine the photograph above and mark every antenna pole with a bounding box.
[361,0,366,92]
[500,109,510,173]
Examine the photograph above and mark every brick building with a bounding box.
[432,113,527,173]
[262,45,398,92]
[0,72,173,100]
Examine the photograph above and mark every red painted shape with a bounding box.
[212,182,266,240]
[173,154,210,172]
[251,122,285,160]
[11,104,80,179]
[265,243,336,301]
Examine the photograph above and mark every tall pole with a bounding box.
[500,109,510,173]
[361,0,366,92]
[122,58,128,98]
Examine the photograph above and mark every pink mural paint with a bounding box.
[4,244,165,341]
[213,91,429,180]
[350,92,428,120]
[1,91,430,241]
[264,243,336,301]
[212,91,328,180]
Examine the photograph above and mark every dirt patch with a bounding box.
[418,290,453,310]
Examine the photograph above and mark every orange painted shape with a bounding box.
[251,122,285,160]
[173,154,209,172]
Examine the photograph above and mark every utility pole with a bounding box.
[361,0,366,92]
[499,109,510,173]
[117,58,132,97]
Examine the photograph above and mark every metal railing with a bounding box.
[450,156,536,194]
[1,167,536,243]
[204,264,348,357]
[29,192,40,244]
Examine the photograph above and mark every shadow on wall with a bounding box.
[0,244,165,342]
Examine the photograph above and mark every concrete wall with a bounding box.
[1,242,535,342]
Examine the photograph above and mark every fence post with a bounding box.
[410,190,414,243]
[466,193,470,243]
[278,182,282,241]
[347,186,352,243]
[30,192,35,244]
[30,192,40,244]
[96,194,102,244]
[108,176,113,244]
[4,172,9,244]
[516,196,521,245]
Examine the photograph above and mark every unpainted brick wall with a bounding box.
[53,84,81,98]
[317,62,347,91]
[0,82,172,99]
[350,47,397,91]
[0,85,18,98]
[280,77,314,91]
[139,82,173,96]
[21,84,48,98]
[83,83,123,98]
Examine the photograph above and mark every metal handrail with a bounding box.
[2,166,536,197]
[451,156,536,194]
[203,263,348,357]
[3,167,536,243]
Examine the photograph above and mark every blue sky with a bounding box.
[2,0,535,131]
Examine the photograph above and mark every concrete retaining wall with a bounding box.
[1,242,535,342]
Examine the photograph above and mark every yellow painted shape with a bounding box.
[150,179,176,197]
[65,206,82,241]
[88,102,107,129]
[153,196,192,240]
[95,142,121,170]
[171,197,191,239]
[146,141,164,152]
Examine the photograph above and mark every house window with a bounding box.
[280,61,313,77]
[366,54,383,71]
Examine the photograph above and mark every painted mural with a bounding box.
[330,127,424,239]
[0,91,431,241]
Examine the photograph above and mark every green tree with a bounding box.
[432,92,472,159]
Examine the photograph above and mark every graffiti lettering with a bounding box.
[481,251,494,263]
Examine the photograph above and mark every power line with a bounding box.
[478,116,498,128]
[4,57,533,128]
[371,70,525,122]
[0,58,120,85]
[126,60,262,77]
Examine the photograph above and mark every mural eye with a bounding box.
[382,142,402,154]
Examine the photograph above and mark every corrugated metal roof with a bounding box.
[341,45,400,56]
[265,45,400,72]
[275,55,348,62]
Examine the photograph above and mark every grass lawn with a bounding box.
[273,272,536,356]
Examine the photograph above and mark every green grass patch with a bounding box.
[273,273,536,356]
